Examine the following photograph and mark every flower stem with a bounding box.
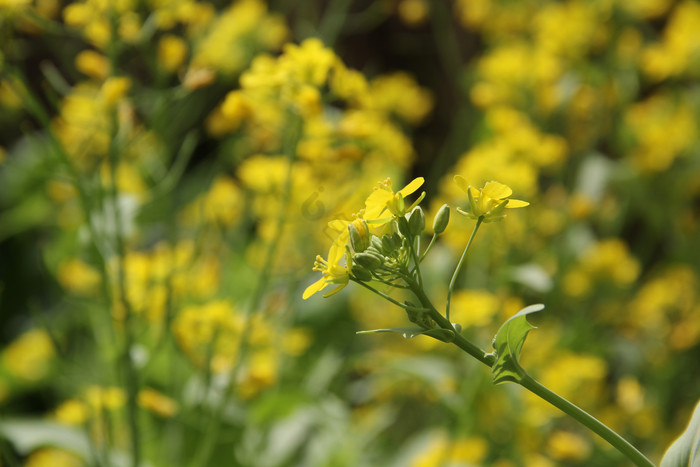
[419,233,438,263]
[446,217,482,321]
[519,375,656,467]
[407,279,495,366]
[351,278,415,311]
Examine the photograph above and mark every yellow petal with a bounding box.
[398,177,424,197]
[482,181,512,199]
[327,240,346,264]
[322,283,347,298]
[453,175,469,193]
[364,190,393,219]
[303,277,327,299]
[506,199,529,208]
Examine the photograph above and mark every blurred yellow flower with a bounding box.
[100,76,131,105]
[55,399,90,425]
[157,34,188,73]
[57,258,101,295]
[138,388,178,418]
[238,350,277,399]
[281,328,312,356]
[398,0,429,27]
[1,329,54,382]
[203,176,244,226]
[24,448,84,467]
[450,289,500,327]
[411,431,489,467]
[546,430,591,462]
[368,72,433,125]
[85,386,126,410]
[75,50,109,80]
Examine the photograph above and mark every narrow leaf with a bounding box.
[357,327,428,338]
[661,399,700,467]
[358,323,462,342]
[491,304,544,385]
[0,419,91,456]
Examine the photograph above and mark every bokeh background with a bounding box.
[1,0,700,466]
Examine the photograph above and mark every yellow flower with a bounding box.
[157,34,188,73]
[364,177,425,221]
[303,236,351,299]
[138,388,178,418]
[454,176,528,222]
[54,399,90,425]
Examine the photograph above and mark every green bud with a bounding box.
[381,234,396,254]
[348,219,370,252]
[432,204,450,234]
[370,235,384,252]
[354,252,383,271]
[351,264,372,282]
[408,206,425,236]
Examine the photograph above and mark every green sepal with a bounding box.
[491,304,544,385]
[660,399,700,467]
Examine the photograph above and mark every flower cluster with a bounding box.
[303,175,528,337]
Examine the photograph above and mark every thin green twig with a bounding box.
[445,217,482,321]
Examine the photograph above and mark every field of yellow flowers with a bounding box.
[1,0,699,466]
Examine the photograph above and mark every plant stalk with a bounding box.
[519,375,656,467]
[445,217,482,321]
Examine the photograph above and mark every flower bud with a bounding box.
[371,235,384,252]
[432,204,450,234]
[348,218,370,252]
[351,264,373,282]
[381,234,396,254]
[354,252,383,271]
[408,206,425,236]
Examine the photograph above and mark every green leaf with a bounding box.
[357,327,434,338]
[491,304,544,385]
[357,323,462,342]
[661,399,700,467]
[0,419,91,456]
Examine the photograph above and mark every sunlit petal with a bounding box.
[398,177,424,197]
[482,181,512,199]
[322,283,347,298]
[453,175,469,193]
[506,199,529,208]
[302,277,327,299]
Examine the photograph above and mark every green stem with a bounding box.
[408,279,495,366]
[446,217,482,321]
[319,0,353,46]
[107,110,141,467]
[411,276,655,465]
[519,375,656,467]
[401,218,424,287]
[188,113,302,467]
[419,233,438,263]
[351,278,414,311]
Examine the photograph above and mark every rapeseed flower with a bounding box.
[454,177,528,222]
[364,177,425,221]
[303,237,351,299]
